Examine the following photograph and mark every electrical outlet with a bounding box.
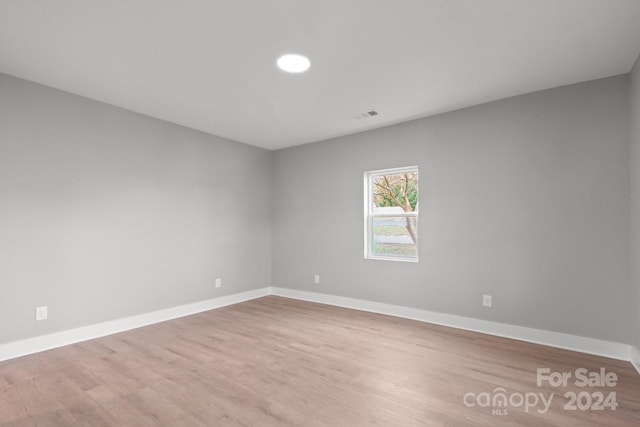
[215,278,222,288]
[483,295,492,307]
[314,275,320,285]
[35,306,48,321]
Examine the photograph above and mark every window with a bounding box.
[364,166,418,262]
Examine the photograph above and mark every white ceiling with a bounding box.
[1,1,640,150]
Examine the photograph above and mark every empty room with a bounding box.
[2,1,640,426]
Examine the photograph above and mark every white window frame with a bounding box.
[364,166,419,262]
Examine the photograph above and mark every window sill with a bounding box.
[365,256,418,263]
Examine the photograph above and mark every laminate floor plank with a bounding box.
[1,296,639,426]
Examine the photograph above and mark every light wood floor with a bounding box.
[0,296,639,426]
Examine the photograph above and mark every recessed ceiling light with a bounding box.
[277,54,310,73]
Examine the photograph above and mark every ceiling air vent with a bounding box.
[353,110,379,120]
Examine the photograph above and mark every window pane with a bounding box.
[372,216,417,258]
[373,173,418,211]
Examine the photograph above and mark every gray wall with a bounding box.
[0,73,272,344]
[1,70,633,347]
[631,54,640,351]
[273,75,631,343]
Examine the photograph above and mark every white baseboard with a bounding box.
[0,287,270,363]
[631,346,640,375]
[1,286,636,367]
[270,287,632,362]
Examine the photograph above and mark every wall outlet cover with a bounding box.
[483,295,492,307]
[35,306,48,321]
